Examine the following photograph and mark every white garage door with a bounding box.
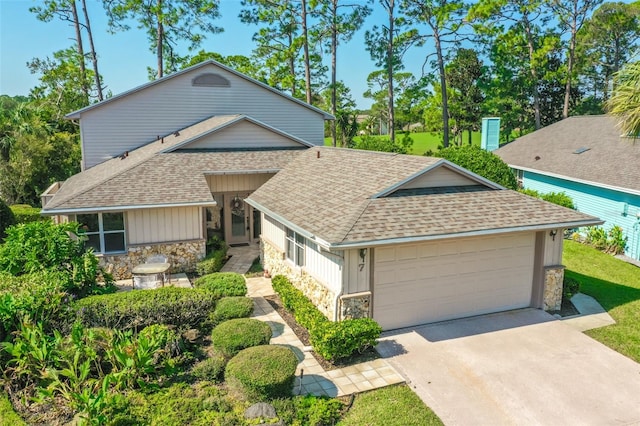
[373,233,535,330]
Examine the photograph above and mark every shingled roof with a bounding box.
[246,147,601,248]
[495,115,640,194]
[42,114,303,214]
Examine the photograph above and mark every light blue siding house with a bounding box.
[495,115,640,260]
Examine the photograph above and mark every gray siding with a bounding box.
[180,121,303,150]
[80,64,325,169]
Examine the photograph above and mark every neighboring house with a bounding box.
[40,60,332,278]
[246,147,600,330]
[495,115,640,261]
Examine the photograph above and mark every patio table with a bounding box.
[131,262,170,288]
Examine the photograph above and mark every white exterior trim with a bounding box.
[41,201,216,216]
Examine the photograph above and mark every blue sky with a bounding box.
[0,0,434,109]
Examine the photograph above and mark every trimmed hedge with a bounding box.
[211,318,272,358]
[73,287,217,332]
[271,275,382,361]
[209,296,254,325]
[519,189,575,209]
[9,204,44,224]
[225,345,298,401]
[194,272,247,299]
[196,248,227,275]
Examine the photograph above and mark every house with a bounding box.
[40,60,601,330]
[246,147,601,330]
[40,60,332,278]
[495,115,640,261]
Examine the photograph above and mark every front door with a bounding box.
[225,195,251,245]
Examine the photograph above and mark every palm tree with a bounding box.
[606,61,640,136]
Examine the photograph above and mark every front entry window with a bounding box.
[76,212,126,254]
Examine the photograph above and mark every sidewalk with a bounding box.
[246,277,404,397]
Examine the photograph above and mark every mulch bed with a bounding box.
[264,294,380,371]
[549,297,580,317]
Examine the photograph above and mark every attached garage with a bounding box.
[373,233,536,330]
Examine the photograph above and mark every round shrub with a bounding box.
[209,296,254,325]
[225,345,298,401]
[211,318,272,358]
[0,199,15,241]
[563,275,581,300]
[191,350,227,382]
[194,272,247,299]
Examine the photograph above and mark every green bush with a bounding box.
[436,145,518,190]
[519,189,575,209]
[191,350,227,382]
[73,287,217,332]
[9,204,43,224]
[584,225,628,255]
[209,296,254,325]
[311,319,382,362]
[196,248,227,275]
[271,275,383,362]
[563,276,581,300]
[211,318,272,358]
[0,270,71,337]
[0,199,15,241]
[225,345,298,401]
[194,272,247,299]
[272,395,345,426]
[0,220,112,295]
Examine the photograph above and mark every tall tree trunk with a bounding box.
[288,31,296,97]
[156,0,164,78]
[81,0,103,101]
[524,18,541,129]
[435,31,449,147]
[301,0,312,104]
[386,0,395,143]
[563,21,577,119]
[330,0,338,147]
[70,0,89,103]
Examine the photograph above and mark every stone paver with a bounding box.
[246,277,404,397]
[220,244,261,274]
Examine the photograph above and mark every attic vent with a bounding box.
[573,147,590,154]
[192,73,230,87]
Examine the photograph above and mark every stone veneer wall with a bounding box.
[339,292,371,320]
[543,265,565,311]
[100,239,206,280]
[262,239,336,320]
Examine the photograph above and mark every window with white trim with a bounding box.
[286,228,305,267]
[76,212,126,254]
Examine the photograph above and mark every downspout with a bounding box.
[332,249,345,322]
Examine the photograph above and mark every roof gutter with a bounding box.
[511,165,640,197]
[41,200,217,216]
[325,219,604,250]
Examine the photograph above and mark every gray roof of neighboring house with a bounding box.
[495,115,640,194]
[247,147,601,247]
[42,115,303,213]
[65,60,334,120]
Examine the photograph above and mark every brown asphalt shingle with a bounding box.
[495,115,640,193]
[248,147,601,246]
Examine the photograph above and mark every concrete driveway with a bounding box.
[376,309,640,425]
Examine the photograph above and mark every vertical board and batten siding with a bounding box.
[127,206,202,245]
[79,64,325,169]
[177,121,304,150]
[343,248,370,294]
[261,214,285,249]
[543,231,564,266]
[398,166,478,190]
[304,243,344,295]
[523,171,640,260]
[206,173,275,193]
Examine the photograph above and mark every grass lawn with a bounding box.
[563,240,640,362]
[338,385,443,426]
[0,392,26,426]
[324,131,481,155]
